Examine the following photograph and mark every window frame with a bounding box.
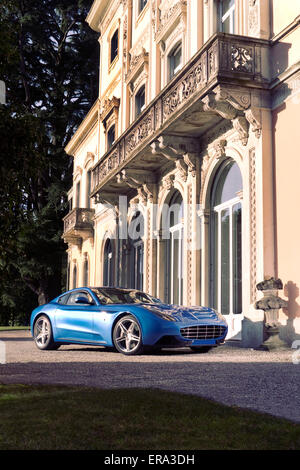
[210,160,243,316]
[138,0,148,16]
[135,84,146,118]
[218,0,235,34]
[103,238,114,287]
[107,124,116,150]
[75,180,81,208]
[168,42,182,80]
[66,290,94,306]
[110,28,119,66]
[166,191,184,305]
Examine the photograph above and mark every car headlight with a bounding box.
[143,305,176,322]
[215,311,227,323]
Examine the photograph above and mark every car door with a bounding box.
[54,290,97,343]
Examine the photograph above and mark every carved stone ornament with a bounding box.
[100,96,120,129]
[162,174,175,190]
[175,158,188,182]
[245,107,262,138]
[201,88,264,146]
[231,45,254,73]
[183,153,197,177]
[255,277,289,351]
[156,0,187,42]
[233,116,249,146]
[126,48,149,85]
[209,139,227,160]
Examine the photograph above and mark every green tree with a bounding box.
[0,0,98,321]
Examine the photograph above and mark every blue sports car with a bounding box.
[30,287,228,355]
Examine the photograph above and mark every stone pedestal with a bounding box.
[255,278,288,351]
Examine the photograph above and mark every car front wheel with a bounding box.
[33,315,59,350]
[113,315,144,355]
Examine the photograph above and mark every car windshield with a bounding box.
[91,287,161,305]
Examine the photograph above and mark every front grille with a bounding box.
[180,325,226,340]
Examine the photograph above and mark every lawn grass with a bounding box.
[0,326,30,331]
[0,384,299,450]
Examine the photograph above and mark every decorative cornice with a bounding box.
[65,100,99,156]
[156,0,187,43]
[100,96,120,128]
[126,48,149,85]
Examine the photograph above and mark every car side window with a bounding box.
[66,291,93,305]
[57,293,70,304]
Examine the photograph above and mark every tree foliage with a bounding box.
[0,0,98,323]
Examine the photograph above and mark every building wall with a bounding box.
[272,81,300,340]
[63,0,300,346]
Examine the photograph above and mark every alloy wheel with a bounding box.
[113,316,143,355]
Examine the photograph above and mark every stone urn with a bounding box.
[255,278,288,351]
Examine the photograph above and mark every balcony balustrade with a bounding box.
[62,208,95,246]
[91,33,270,203]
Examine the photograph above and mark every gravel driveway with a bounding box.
[0,329,299,423]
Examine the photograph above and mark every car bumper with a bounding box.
[144,321,228,348]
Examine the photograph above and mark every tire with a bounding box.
[190,346,212,353]
[113,315,144,356]
[33,315,59,350]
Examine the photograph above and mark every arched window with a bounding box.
[83,255,89,287]
[210,160,242,315]
[128,211,144,290]
[72,263,77,289]
[103,238,114,287]
[167,190,184,304]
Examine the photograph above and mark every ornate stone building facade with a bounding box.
[63,0,300,346]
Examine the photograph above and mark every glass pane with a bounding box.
[221,0,235,14]
[110,30,118,63]
[169,44,182,78]
[76,181,80,208]
[73,266,77,289]
[211,211,219,310]
[135,244,144,291]
[169,191,184,227]
[172,234,179,304]
[219,0,235,34]
[222,16,231,33]
[107,126,115,149]
[221,208,230,314]
[87,171,91,208]
[135,86,145,117]
[233,203,242,313]
[104,240,113,286]
[83,260,89,286]
[139,0,148,13]
[213,162,242,206]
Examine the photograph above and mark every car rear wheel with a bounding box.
[33,315,59,350]
[190,346,212,353]
[113,315,144,355]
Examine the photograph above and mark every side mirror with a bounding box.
[75,296,93,305]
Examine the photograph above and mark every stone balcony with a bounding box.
[62,208,95,247]
[91,32,271,204]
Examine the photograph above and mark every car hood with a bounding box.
[140,303,224,323]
